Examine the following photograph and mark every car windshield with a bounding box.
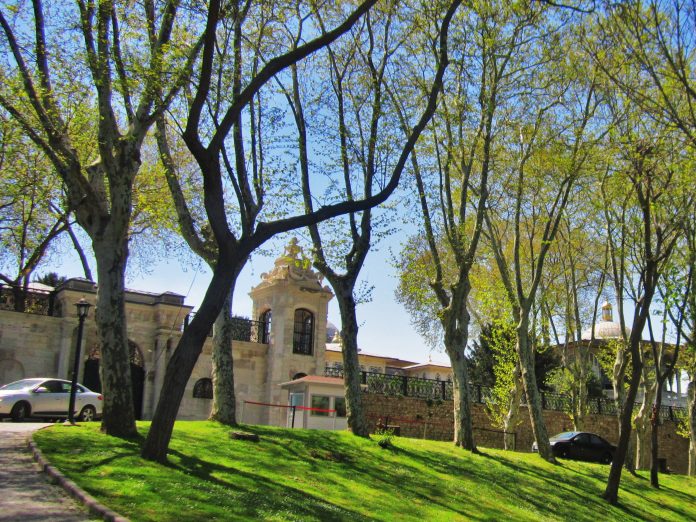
[550,432,578,442]
[0,378,45,391]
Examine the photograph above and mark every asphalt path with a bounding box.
[0,421,91,521]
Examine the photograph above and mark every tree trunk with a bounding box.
[634,379,655,470]
[11,284,26,313]
[333,284,369,437]
[93,239,137,437]
[210,289,237,425]
[503,363,523,450]
[516,314,553,462]
[626,431,637,473]
[603,335,644,504]
[443,281,476,452]
[449,350,476,451]
[687,379,695,476]
[142,257,240,462]
[576,348,588,431]
[610,343,635,472]
[649,379,664,487]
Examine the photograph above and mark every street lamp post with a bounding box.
[67,298,91,425]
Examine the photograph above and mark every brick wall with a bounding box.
[362,393,690,474]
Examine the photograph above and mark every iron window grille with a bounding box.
[293,308,314,355]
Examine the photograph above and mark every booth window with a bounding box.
[311,395,330,416]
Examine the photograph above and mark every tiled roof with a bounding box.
[279,375,345,387]
[325,344,418,366]
[402,362,452,370]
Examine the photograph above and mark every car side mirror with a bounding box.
[33,386,49,393]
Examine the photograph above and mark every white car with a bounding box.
[0,378,102,422]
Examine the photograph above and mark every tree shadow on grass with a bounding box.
[481,452,658,521]
[216,427,476,519]
[396,445,633,521]
[165,446,374,522]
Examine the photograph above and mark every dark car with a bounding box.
[532,431,616,464]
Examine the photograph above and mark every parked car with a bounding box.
[532,431,616,464]
[0,378,102,422]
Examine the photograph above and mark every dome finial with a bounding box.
[601,301,613,322]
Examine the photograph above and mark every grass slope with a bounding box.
[33,422,695,521]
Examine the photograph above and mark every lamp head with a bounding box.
[75,297,91,318]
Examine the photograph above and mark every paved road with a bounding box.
[0,421,91,521]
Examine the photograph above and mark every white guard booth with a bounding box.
[279,375,348,431]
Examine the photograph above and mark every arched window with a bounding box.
[293,308,314,355]
[193,378,213,399]
[259,309,272,344]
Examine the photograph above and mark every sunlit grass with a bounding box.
[34,421,696,521]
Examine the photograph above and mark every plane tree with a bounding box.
[0,0,203,436]
[596,111,687,501]
[141,0,461,462]
[278,1,427,437]
[482,39,602,461]
[584,1,696,498]
[392,0,556,451]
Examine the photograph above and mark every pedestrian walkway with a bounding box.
[0,422,90,521]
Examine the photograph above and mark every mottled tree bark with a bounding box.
[439,278,477,451]
[634,378,656,470]
[503,364,523,450]
[94,238,137,437]
[333,284,369,437]
[449,350,476,450]
[610,344,635,472]
[210,289,237,425]
[516,315,552,461]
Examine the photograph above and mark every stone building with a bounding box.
[564,300,685,406]
[0,238,450,426]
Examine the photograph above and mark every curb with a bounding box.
[28,434,130,522]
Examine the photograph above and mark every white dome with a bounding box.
[581,321,631,341]
[581,301,630,340]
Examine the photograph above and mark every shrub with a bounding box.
[375,427,396,449]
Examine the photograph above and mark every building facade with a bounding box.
[0,239,449,426]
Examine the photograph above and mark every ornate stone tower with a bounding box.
[249,238,333,425]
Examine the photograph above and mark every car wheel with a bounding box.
[602,452,612,464]
[10,402,30,422]
[79,405,96,422]
[558,447,569,459]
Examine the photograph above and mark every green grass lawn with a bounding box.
[33,421,695,521]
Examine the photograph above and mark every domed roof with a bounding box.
[581,301,631,341]
[326,321,339,343]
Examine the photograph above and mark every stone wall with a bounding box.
[0,310,68,383]
[362,393,690,474]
